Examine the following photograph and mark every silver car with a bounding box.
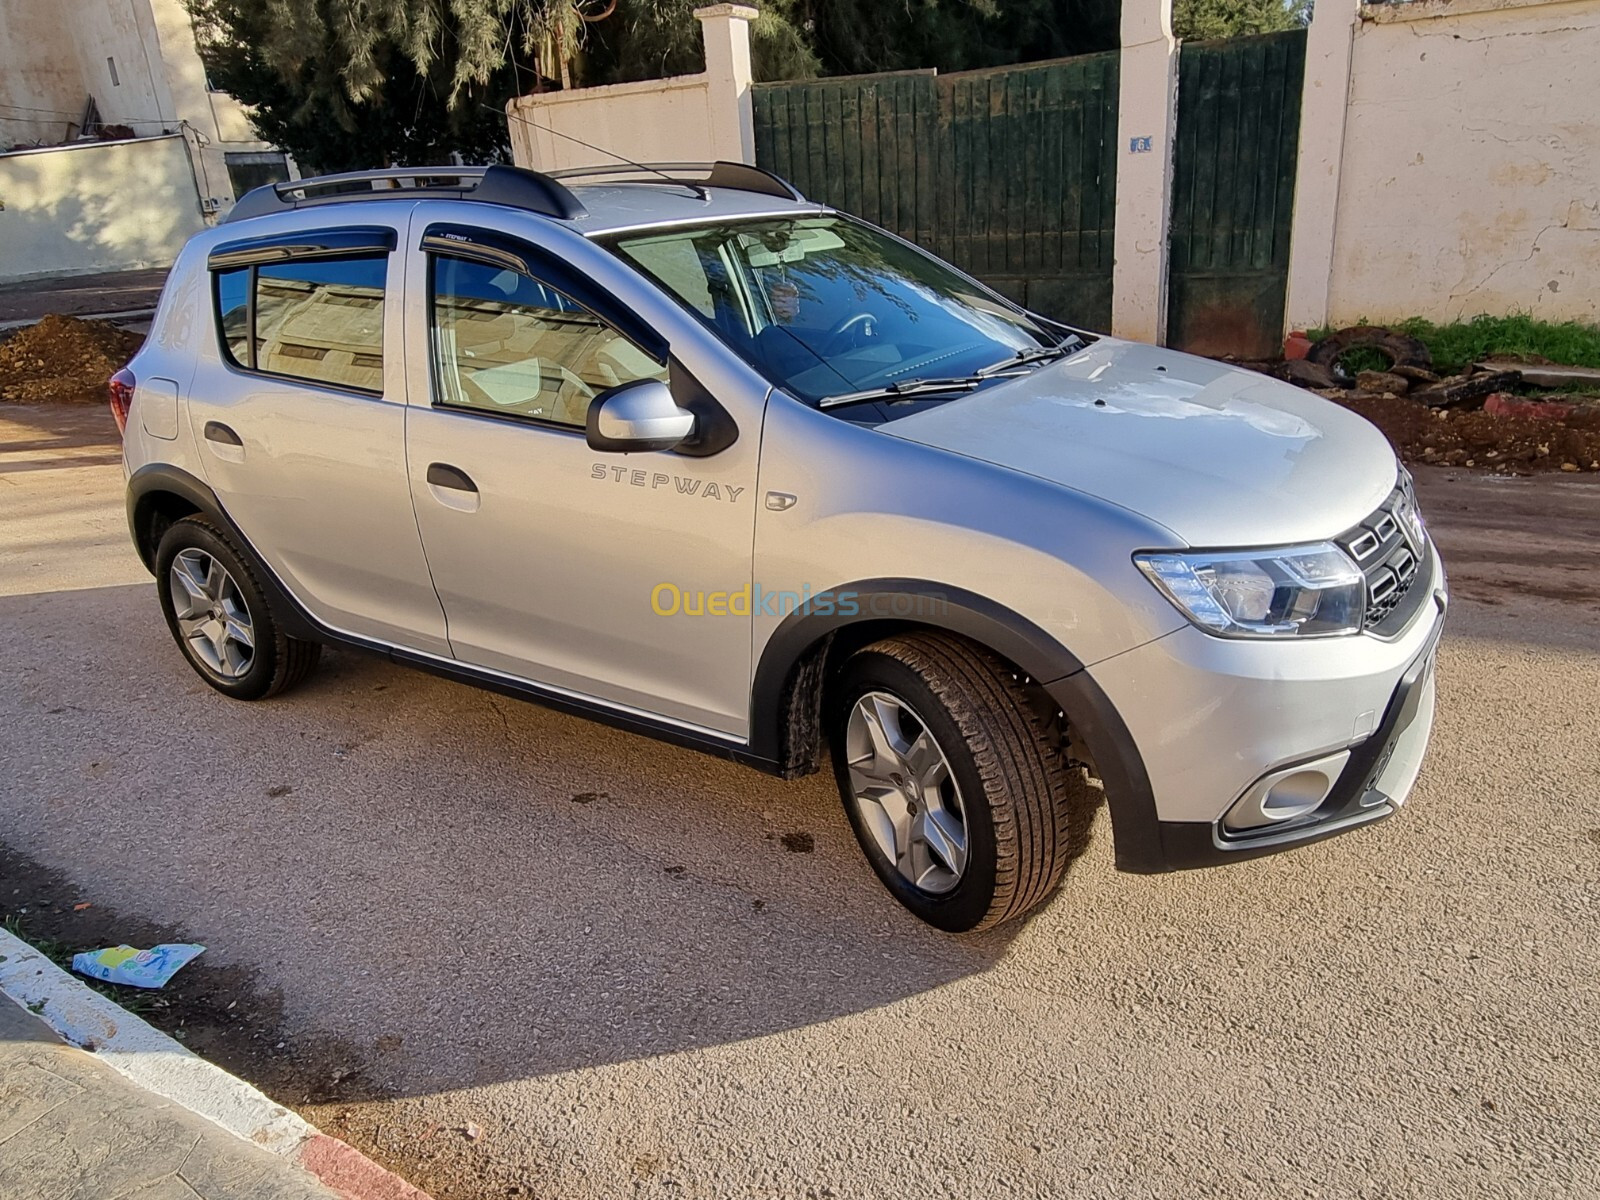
[115,162,1446,932]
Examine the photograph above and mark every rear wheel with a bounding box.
[155,517,320,700]
[829,633,1078,932]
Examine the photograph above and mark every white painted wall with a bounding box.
[0,136,206,282]
[0,0,87,145]
[1322,0,1600,326]
[1283,0,1358,333]
[0,0,277,218]
[507,4,758,170]
[1110,0,1178,344]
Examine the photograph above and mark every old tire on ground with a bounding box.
[1306,326,1433,380]
[828,632,1075,932]
[155,516,321,701]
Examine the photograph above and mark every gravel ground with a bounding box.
[1,402,1597,1200]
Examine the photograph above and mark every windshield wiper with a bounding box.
[819,334,1085,409]
[976,341,1076,377]
[818,376,986,409]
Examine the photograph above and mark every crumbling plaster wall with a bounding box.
[1327,0,1600,326]
[0,0,89,145]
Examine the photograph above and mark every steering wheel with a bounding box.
[820,312,878,357]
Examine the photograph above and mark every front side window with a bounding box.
[609,216,1060,405]
[213,255,387,393]
[430,256,666,429]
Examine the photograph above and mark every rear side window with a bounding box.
[213,255,387,394]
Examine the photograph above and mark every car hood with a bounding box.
[880,337,1399,547]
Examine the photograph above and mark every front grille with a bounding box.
[1337,478,1428,631]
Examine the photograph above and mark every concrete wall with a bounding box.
[0,0,276,216]
[1111,0,1178,343]
[66,0,173,134]
[1322,0,1600,326]
[510,76,730,170]
[508,4,757,171]
[0,136,207,282]
[0,0,86,145]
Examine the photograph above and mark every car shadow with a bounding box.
[0,582,1084,1101]
[0,401,123,452]
[7,466,1590,1112]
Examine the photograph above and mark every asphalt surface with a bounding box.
[0,269,167,324]
[2,401,1597,1199]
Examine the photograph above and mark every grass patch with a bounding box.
[4,913,160,1017]
[1309,314,1600,375]
[1330,346,1392,375]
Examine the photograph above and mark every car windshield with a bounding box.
[608,216,1062,404]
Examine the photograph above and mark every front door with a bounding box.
[401,227,762,736]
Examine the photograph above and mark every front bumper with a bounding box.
[1058,541,1447,872]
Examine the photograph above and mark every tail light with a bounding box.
[109,368,136,435]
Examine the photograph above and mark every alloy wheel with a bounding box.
[844,691,969,894]
[168,548,256,679]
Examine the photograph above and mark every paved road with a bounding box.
[2,401,1597,1199]
[0,269,167,325]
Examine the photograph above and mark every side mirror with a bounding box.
[585,379,696,454]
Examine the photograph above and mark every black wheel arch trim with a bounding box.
[129,463,323,645]
[748,578,1165,871]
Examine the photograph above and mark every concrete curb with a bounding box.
[0,928,431,1200]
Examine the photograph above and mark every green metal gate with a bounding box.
[1167,29,1307,359]
[754,53,1120,330]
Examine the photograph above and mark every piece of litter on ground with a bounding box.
[464,1122,483,1141]
[73,902,91,911]
[71,943,204,989]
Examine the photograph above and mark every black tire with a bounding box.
[829,633,1076,932]
[155,516,321,700]
[1306,326,1433,379]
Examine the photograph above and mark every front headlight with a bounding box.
[1136,543,1365,638]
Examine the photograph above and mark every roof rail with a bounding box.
[544,161,806,203]
[224,164,587,224]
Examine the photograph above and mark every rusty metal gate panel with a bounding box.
[754,53,1119,330]
[1167,29,1307,359]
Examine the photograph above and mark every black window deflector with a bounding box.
[421,222,669,364]
[208,226,397,271]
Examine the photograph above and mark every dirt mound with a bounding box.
[1326,390,1600,474]
[0,314,145,405]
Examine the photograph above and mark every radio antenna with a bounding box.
[490,105,706,196]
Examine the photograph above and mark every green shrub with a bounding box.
[1308,315,1600,375]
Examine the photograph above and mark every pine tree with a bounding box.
[189,0,542,171]
[1172,0,1309,42]
[188,0,1298,174]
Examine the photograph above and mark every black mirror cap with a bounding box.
[667,358,739,457]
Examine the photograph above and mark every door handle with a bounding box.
[426,463,478,493]
[203,421,242,447]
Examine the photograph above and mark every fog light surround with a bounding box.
[1222,751,1351,835]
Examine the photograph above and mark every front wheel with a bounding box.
[155,516,321,700]
[829,633,1078,932]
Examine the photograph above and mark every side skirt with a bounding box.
[128,465,785,776]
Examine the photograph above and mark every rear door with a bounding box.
[186,219,448,654]
[399,211,767,736]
